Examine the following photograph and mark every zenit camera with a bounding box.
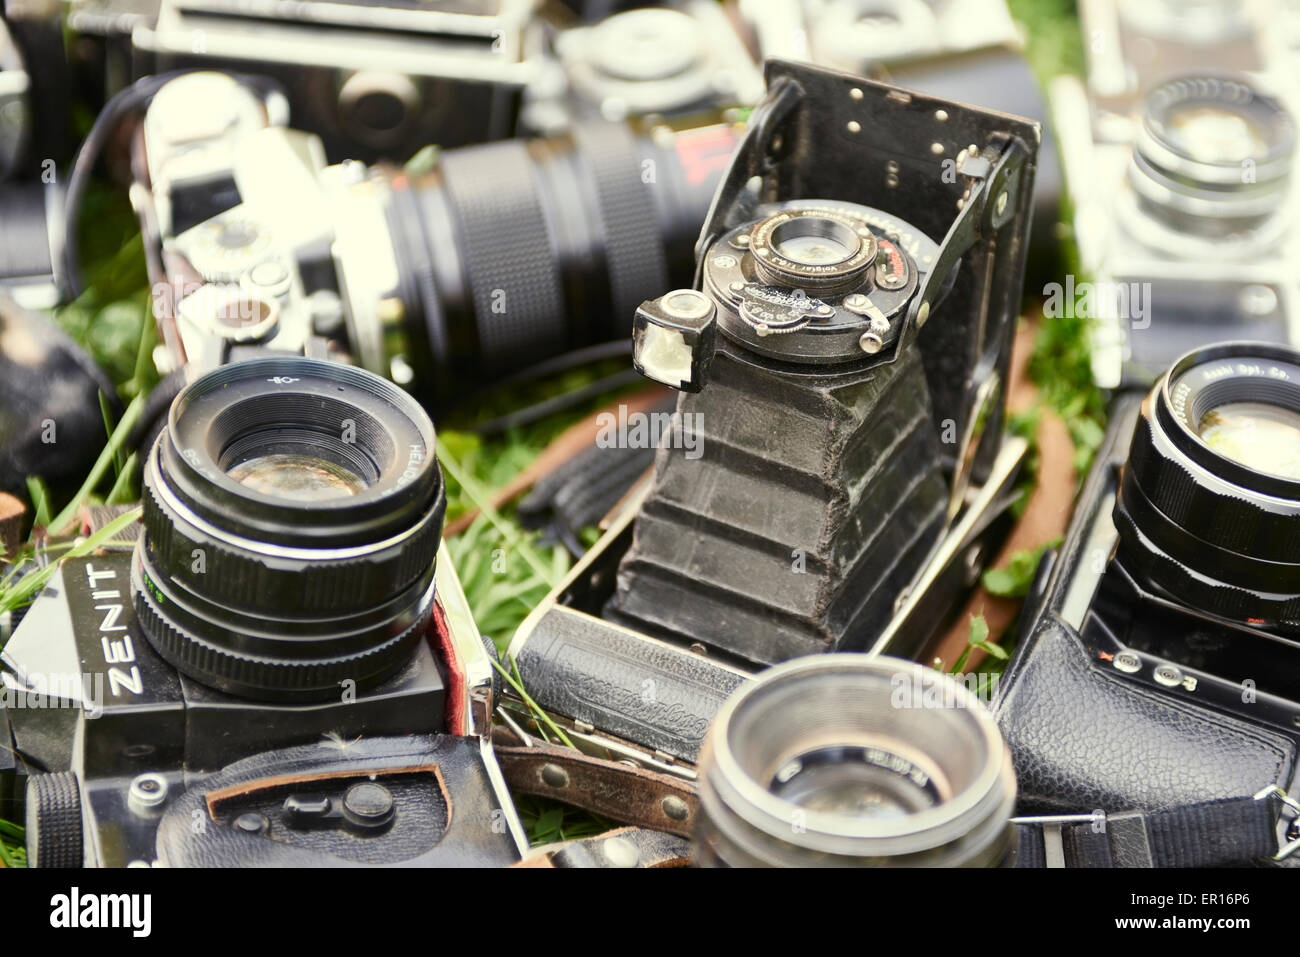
[1,358,527,867]
[995,341,1300,864]
[506,60,1038,772]
[129,71,738,404]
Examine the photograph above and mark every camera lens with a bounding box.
[748,207,878,294]
[132,357,446,700]
[770,217,860,267]
[1116,342,1300,631]
[382,120,738,404]
[1123,76,1294,256]
[694,655,1016,867]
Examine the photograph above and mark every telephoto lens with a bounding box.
[382,120,739,402]
[1115,341,1300,634]
[131,357,446,700]
[694,655,1017,867]
[1121,75,1294,259]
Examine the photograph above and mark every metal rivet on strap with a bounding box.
[662,796,690,822]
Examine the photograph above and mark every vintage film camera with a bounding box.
[1,357,528,867]
[1078,0,1272,124]
[993,340,1300,864]
[504,60,1037,772]
[67,0,547,163]
[128,71,738,405]
[1059,0,1300,386]
[520,1,764,136]
[1056,66,1300,388]
[735,0,1062,276]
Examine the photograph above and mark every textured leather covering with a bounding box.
[996,604,1295,815]
[514,606,748,761]
[155,735,519,867]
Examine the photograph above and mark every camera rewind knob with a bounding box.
[25,770,84,868]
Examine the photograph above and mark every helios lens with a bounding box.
[131,357,446,701]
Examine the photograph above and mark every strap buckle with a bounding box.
[1253,785,1300,860]
[1009,813,1108,868]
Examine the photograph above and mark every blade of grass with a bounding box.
[0,507,142,615]
[436,441,560,589]
[98,392,124,478]
[24,477,51,529]
[490,653,575,749]
[47,392,146,535]
[105,452,140,506]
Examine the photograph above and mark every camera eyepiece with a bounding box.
[1116,341,1300,632]
[694,655,1016,867]
[132,357,446,700]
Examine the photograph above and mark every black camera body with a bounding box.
[3,546,525,867]
[0,0,69,307]
[505,61,1039,768]
[2,358,528,867]
[995,342,1300,830]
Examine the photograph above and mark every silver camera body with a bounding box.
[69,0,548,161]
[1059,0,1300,387]
[134,71,413,384]
[520,1,763,135]
[134,72,407,383]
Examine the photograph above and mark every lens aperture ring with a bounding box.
[141,456,445,617]
[132,547,433,699]
[1114,503,1300,631]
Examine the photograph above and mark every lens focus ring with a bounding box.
[131,558,429,695]
[1126,414,1300,563]
[140,460,444,616]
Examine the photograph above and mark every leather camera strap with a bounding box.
[492,729,700,838]
[1012,794,1283,868]
[515,826,691,869]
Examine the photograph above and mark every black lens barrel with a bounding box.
[387,120,737,402]
[132,357,446,700]
[1116,342,1300,630]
